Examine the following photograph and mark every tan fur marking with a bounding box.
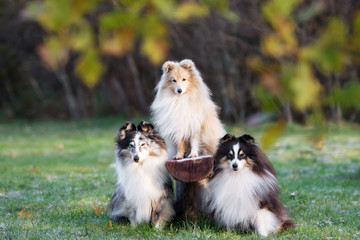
[174,140,186,160]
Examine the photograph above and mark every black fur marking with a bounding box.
[237,134,275,176]
[116,122,136,149]
[137,121,155,134]
[220,134,236,144]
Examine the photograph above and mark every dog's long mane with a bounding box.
[151,63,218,144]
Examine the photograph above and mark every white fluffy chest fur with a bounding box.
[151,89,215,142]
[115,153,168,222]
[208,168,277,230]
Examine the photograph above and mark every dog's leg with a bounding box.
[188,133,200,158]
[254,208,279,237]
[173,140,185,160]
[151,195,174,229]
[128,208,137,227]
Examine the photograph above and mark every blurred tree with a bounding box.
[1,0,359,127]
[248,0,360,148]
[25,0,236,88]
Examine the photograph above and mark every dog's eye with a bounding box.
[183,78,186,81]
[129,142,135,148]
[239,153,246,158]
[172,79,176,82]
[227,153,233,159]
[140,143,146,147]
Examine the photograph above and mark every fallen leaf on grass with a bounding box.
[93,206,101,216]
[29,166,40,173]
[17,209,33,219]
[78,168,91,172]
[314,138,324,148]
[56,144,64,151]
[109,220,112,228]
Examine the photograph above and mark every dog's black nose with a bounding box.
[177,89,182,94]
[134,155,139,162]
[232,163,238,170]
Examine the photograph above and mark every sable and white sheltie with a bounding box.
[204,134,295,236]
[150,59,226,217]
[108,121,175,228]
[150,59,226,160]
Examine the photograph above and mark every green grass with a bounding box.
[0,116,359,239]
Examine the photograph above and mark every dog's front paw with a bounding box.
[187,153,198,158]
[173,155,183,160]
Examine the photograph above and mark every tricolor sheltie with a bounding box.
[150,59,226,218]
[108,121,175,228]
[204,134,295,236]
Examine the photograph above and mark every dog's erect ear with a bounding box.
[162,61,175,73]
[118,122,136,140]
[220,134,236,144]
[239,134,255,144]
[137,121,155,134]
[180,59,195,71]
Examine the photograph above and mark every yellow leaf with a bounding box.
[75,49,104,88]
[29,166,40,173]
[141,37,168,65]
[246,56,267,73]
[69,22,93,52]
[260,72,282,96]
[37,37,69,70]
[101,29,135,56]
[260,120,286,151]
[306,108,327,147]
[173,2,209,21]
[56,143,64,151]
[78,168,91,172]
[17,209,33,219]
[290,63,322,110]
[262,0,302,24]
[354,12,360,42]
[261,34,286,57]
[300,18,347,74]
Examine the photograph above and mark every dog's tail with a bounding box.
[280,219,296,231]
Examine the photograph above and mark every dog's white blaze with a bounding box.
[208,167,277,230]
[231,143,245,170]
[254,208,279,236]
[233,143,240,158]
[114,147,169,223]
[132,132,149,162]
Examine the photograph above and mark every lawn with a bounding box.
[0,116,359,239]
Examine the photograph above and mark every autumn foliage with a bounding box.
[0,0,359,127]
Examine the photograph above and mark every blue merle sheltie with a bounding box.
[203,134,295,236]
[108,121,175,228]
